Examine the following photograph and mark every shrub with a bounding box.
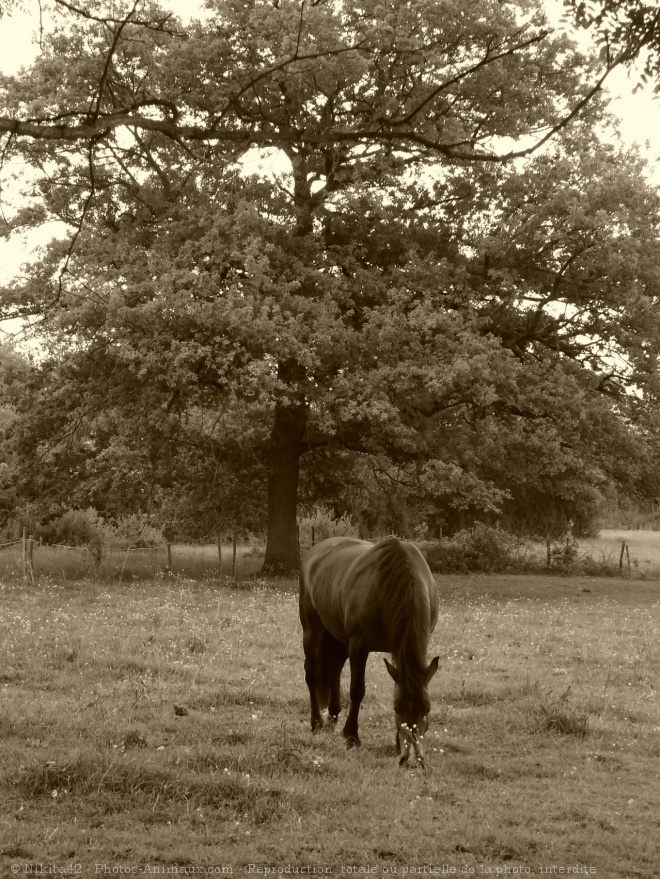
[422,524,525,574]
[109,514,164,548]
[39,508,112,565]
[298,505,359,548]
[38,509,164,567]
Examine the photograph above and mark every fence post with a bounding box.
[166,543,172,574]
[311,525,315,547]
[546,537,551,569]
[216,534,222,573]
[619,540,626,573]
[28,535,35,584]
[232,533,237,578]
[22,527,27,584]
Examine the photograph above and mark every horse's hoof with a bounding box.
[344,735,360,749]
[311,721,323,733]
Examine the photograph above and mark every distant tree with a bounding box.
[0,343,33,528]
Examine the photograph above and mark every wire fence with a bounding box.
[0,531,257,583]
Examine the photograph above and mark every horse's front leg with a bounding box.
[343,639,368,747]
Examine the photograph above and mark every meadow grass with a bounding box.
[0,542,262,582]
[0,570,659,877]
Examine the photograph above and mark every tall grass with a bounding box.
[0,542,265,582]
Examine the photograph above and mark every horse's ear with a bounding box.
[384,657,400,683]
[426,656,440,683]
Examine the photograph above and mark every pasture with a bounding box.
[0,569,659,878]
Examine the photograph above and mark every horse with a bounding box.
[299,535,439,766]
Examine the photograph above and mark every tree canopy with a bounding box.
[563,1,660,87]
[1,0,660,569]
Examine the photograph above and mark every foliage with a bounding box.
[0,345,33,528]
[422,525,526,574]
[110,513,164,548]
[1,1,660,565]
[563,0,660,87]
[421,522,646,577]
[298,505,359,549]
[154,406,269,542]
[0,0,611,157]
[36,507,164,567]
[38,507,112,564]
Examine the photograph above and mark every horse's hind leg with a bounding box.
[343,639,368,747]
[324,635,348,724]
[302,627,325,732]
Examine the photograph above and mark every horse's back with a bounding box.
[301,537,373,642]
[301,536,438,646]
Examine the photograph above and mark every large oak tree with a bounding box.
[2,0,660,568]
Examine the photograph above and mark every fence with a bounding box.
[0,530,253,582]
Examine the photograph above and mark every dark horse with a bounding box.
[299,536,439,766]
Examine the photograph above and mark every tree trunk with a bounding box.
[262,156,312,576]
[262,400,306,574]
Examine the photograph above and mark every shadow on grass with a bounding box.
[15,750,303,825]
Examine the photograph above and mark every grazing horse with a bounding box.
[299,536,439,766]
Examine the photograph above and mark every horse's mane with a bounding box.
[373,536,430,711]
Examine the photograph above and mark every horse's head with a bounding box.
[384,656,439,768]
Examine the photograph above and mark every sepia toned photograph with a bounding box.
[0,1,658,876]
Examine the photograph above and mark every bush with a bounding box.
[38,508,164,566]
[422,522,638,577]
[109,514,164,548]
[422,524,525,574]
[299,506,359,548]
[39,508,112,565]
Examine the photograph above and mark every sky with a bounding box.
[0,0,659,343]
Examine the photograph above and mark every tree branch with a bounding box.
[51,0,181,35]
[89,0,140,123]
[386,29,550,128]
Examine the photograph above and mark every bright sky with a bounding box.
[0,0,659,342]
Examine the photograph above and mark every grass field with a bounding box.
[1,569,659,878]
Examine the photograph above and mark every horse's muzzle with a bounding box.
[398,723,426,768]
